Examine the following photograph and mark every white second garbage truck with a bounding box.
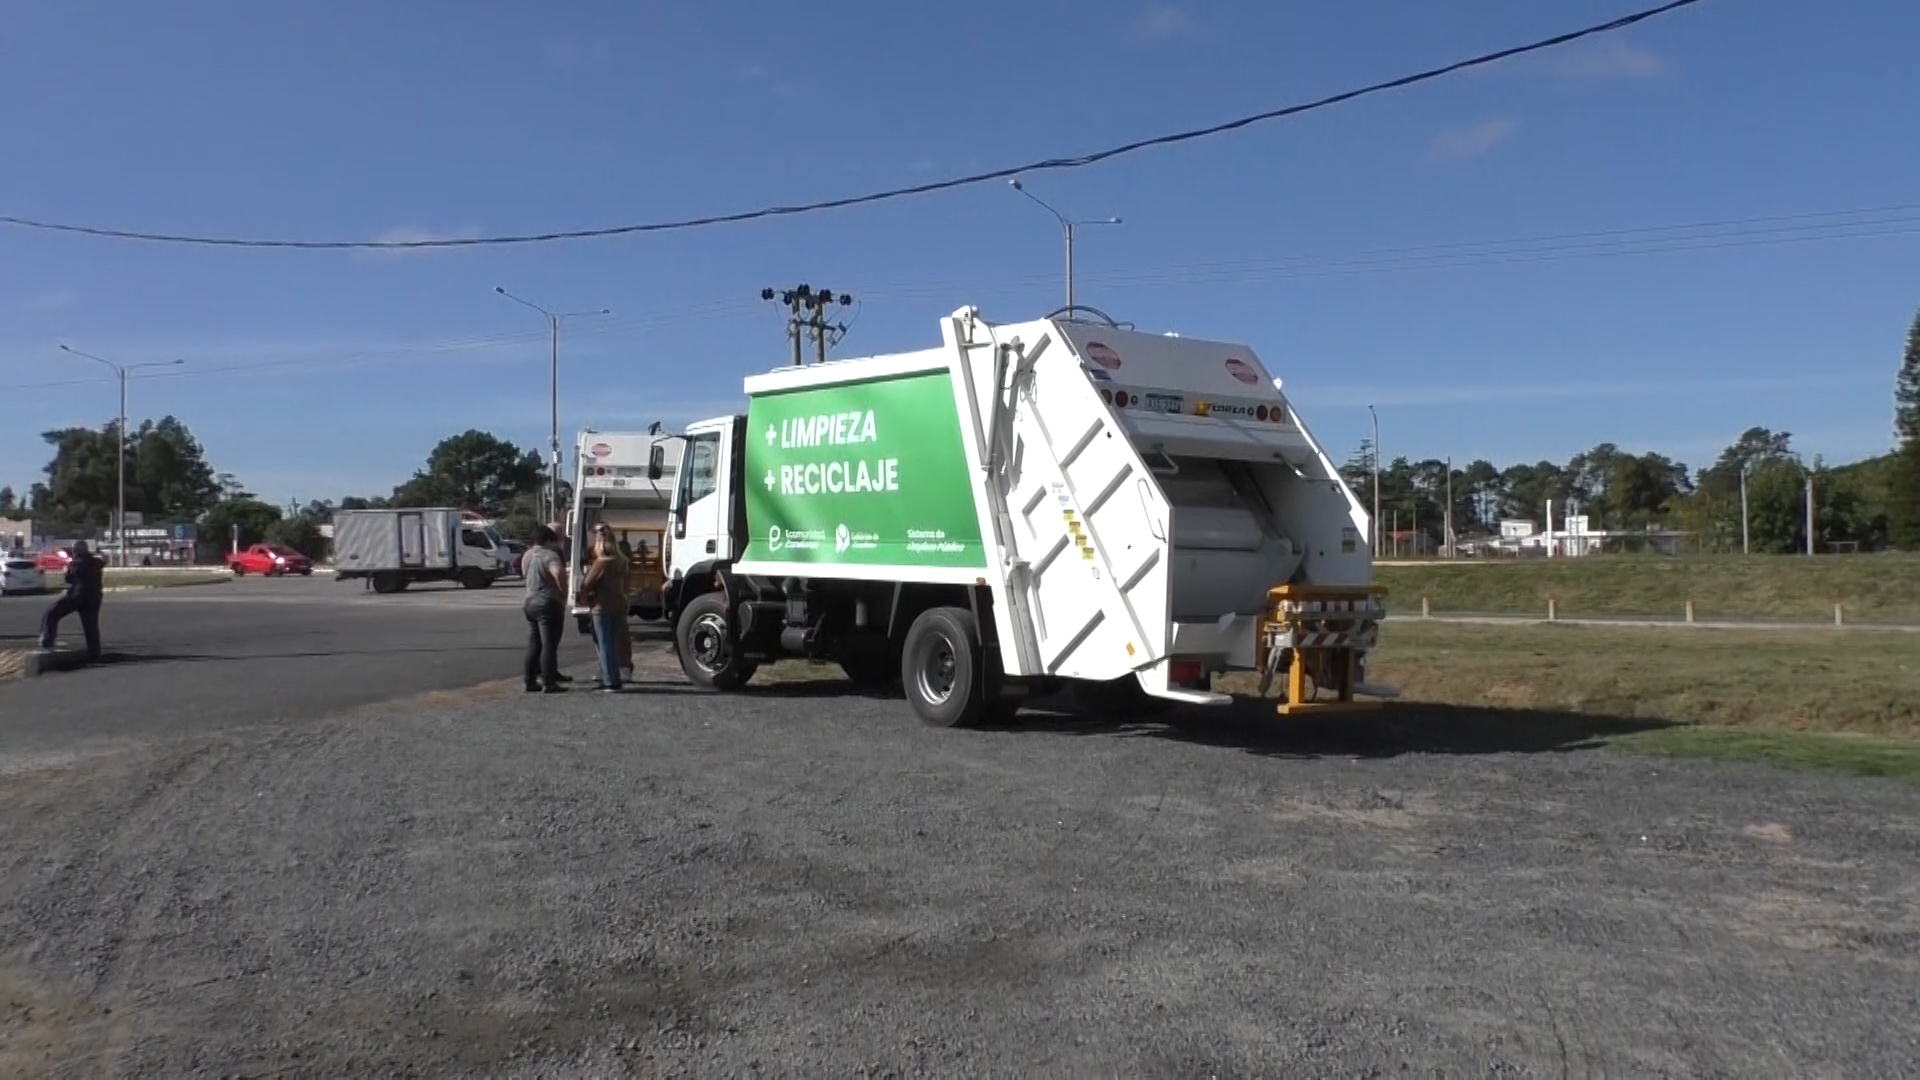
[568,427,685,629]
[655,305,1387,726]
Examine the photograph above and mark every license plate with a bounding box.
[1143,393,1184,414]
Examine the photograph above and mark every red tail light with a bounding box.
[1114,391,1130,408]
[1255,404,1269,421]
[1169,660,1203,685]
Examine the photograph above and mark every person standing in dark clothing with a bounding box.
[521,526,568,693]
[40,540,106,662]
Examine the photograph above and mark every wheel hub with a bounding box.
[690,612,730,671]
[916,638,958,706]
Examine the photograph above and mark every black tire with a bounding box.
[632,604,664,623]
[674,591,757,691]
[900,606,990,728]
[231,565,244,576]
[839,649,897,689]
[371,571,404,595]
[299,567,313,577]
[458,568,492,590]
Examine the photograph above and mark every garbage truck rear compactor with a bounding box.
[657,306,1390,727]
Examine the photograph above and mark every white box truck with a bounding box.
[331,507,506,594]
[568,428,685,628]
[656,306,1388,726]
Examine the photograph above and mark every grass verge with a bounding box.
[1374,553,1920,624]
[1226,620,1919,783]
[745,621,1917,783]
[42,570,232,591]
[1620,726,1920,784]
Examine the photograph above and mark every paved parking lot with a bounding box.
[0,575,600,760]
[2,578,1916,1075]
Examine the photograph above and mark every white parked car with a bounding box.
[1,552,46,596]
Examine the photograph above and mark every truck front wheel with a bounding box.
[458,567,492,590]
[675,592,757,691]
[901,607,989,728]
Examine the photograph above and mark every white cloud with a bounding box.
[1305,372,1883,410]
[542,37,611,70]
[1427,118,1518,162]
[24,290,78,313]
[1553,41,1666,80]
[1126,4,1196,43]
[358,225,483,259]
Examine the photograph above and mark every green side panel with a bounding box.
[742,370,987,570]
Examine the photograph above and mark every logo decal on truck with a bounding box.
[1225,357,1261,385]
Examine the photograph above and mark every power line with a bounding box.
[0,0,1710,252]
[8,198,1913,394]
[850,205,1920,298]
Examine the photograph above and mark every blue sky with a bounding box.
[2,0,1915,506]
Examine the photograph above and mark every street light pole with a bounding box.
[59,346,184,567]
[1367,404,1381,556]
[494,287,610,526]
[1009,178,1121,312]
[1739,463,1750,555]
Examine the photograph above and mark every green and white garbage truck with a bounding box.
[656,305,1388,726]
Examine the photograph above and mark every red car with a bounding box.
[35,547,73,573]
[227,543,313,576]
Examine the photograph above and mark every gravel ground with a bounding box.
[2,642,1917,1077]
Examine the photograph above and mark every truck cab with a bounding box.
[659,415,746,613]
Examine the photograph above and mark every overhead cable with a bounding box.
[0,0,1709,251]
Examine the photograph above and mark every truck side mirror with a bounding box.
[647,445,665,481]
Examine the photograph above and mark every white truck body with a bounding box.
[331,507,504,594]
[663,306,1383,723]
[567,429,684,622]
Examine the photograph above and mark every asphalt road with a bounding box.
[0,575,602,761]
[2,580,1917,1075]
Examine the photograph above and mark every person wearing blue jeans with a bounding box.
[577,529,629,692]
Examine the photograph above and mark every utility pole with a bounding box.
[1367,405,1381,556]
[1805,471,1815,556]
[59,346,184,567]
[1444,457,1454,559]
[1739,463,1751,555]
[762,285,853,366]
[493,288,609,526]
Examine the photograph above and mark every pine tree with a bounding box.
[1899,309,1920,443]
[1889,439,1920,550]
[1890,310,1920,548]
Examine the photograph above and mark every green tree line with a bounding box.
[1338,308,1920,554]
[5,426,552,560]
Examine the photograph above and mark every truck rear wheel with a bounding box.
[371,571,405,594]
[901,607,989,728]
[675,592,757,691]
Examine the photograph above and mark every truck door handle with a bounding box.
[705,540,715,554]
